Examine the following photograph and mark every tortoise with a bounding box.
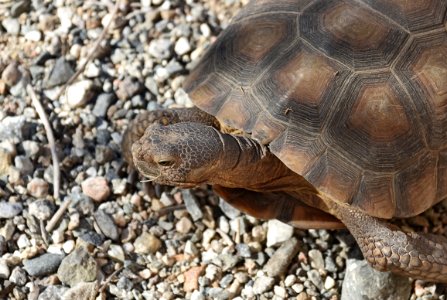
[123,0,447,282]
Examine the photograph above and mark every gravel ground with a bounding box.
[0,0,446,299]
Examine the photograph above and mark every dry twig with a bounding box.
[45,198,72,232]
[26,84,60,200]
[54,0,121,100]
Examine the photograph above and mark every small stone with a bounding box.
[62,281,98,300]
[9,267,27,286]
[22,140,40,157]
[92,93,115,117]
[174,37,192,56]
[24,30,42,42]
[26,178,49,198]
[235,243,251,258]
[15,156,34,175]
[0,149,12,176]
[183,265,205,292]
[0,116,26,143]
[95,145,115,164]
[220,254,239,271]
[0,259,10,279]
[296,292,310,300]
[274,286,287,298]
[308,269,323,290]
[65,80,95,108]
[0,236,6,256]
[81,177,110,202]
[253,276,275,294]
[45,58,74,88]
[190,291,205,300]
[264,237,300,277]
[10,0,31,17]
[176,216,193,234]
[108,244,125,262]
[63,240,75,254]
[148,38,172,59]
[219,198,241,219]
[0,201,23,218]
[134,231,161,254]
[182,190,203,221]
[292,283,304,294]
[284,274,296,287]
[37,285,69,300]
[2,18,20,35]
[116,77,143,101]
[308,249,325,270]
[94,209,119,241]
[324,276,335,290]
[184,240,199,256]
[23,253,64,277]
[2,62,21,86]
[57,247,98,287]
[341,259,411,300]
[17,234,31,248]
[28,199,54,220]
[266,220,294,247]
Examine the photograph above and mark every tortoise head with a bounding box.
[131,122,224,187]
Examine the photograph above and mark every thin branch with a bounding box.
[26,84,60,200]
[98,267,123,293]
[45,198,72,232]
[54,0,121,100]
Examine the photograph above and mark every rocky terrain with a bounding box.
[0,0,446,299]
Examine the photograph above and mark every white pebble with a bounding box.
[24,30,42,42]
[324,276,336,290]
[63,240,75,254]
[174,37,191,56]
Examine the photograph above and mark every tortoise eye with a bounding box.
[157,159,175,167]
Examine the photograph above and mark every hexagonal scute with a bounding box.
[360,0,447,32]
[233,0,313,22]
[394,31,447,149]
[300,0,409,70]
[253,42,350,137]
[213,13,298,86]
[327,72,425,172]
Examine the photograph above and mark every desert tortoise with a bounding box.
[123,0,447,282]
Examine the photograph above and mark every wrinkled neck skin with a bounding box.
[209,133,329,212]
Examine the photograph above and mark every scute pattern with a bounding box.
[214,14,298,86]
[359,0,447,32]
[186,0,447,218]
[254,43,350,135]
[327,72,424,172]
[300,0,409,69]
[395,31,447,149]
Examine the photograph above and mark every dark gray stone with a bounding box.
[45,57,74,88]
[92,93,115,117]
[23,253,64,277]
[94,209,119,241]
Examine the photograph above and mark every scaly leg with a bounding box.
[332,202,447,282]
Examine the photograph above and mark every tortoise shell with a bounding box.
[183,0,447,219]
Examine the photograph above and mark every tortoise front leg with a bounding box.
[332,202,447,282]
[122,107,219,166]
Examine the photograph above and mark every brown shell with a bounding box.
[183,0,447,219]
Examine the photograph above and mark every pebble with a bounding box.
[2,18,20,35]
[219,198,241,219]
[45,57,74,88]
[64,80,95,108]
[10,0,31,17]
[0,116,26,143]
[308,269,323,290]
[174,37,192,55]
[284,274,296,287]
[264,237,300,277]
[9,267,27,286]
[0,259,10,279]
[183,265,205,292]
[62,281,98,300]
[94,209,119,241]
[308,249,325,270]
[182,190,203,221]
[266,220,294,247]
[0,201,23,219]
[274,285,287,298]
[23,253,64,277]
[0,235,6,256]
[176,216,193,234]
[116,77,143,101]
[148,38,172,59]
[184,240,199,256]
[37,285,69,300]
[29,199,55,220]
[63,240,75,254]
[2,62,21,86]
[24,30,42,42]
[57,247,98,287]
[341,259,411,300]
[15,156,34,175]
[324,276,336,290]
[0,149,12,177]
[81,177,110,202]
[190,291,205,300]
[134,231,161,254]
[92,93,115,117]
[253,275,275,294]
[108,244,125,262]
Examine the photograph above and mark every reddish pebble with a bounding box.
[81,177,110,202]
[27,178,49,198]
[183,265,205,292]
